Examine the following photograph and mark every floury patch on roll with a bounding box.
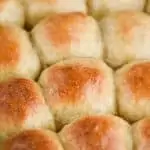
[0,24,41,82]
[0,0,24,27]
[39,58,115,130]
[116,60,150,122]
[59,115,132,150]
[23,0,87,28]
[32,12,103,67]
[0,78,55,139]
[132,118,150,150]
[2,129,64,150]
[100,11,150,68]
[88,0,145,20]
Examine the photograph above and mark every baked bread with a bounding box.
[59,115,132,150]
[88,0,145,20]
[132,118,150,150]
[2,129,63,150]
[116,60,150,122]
[100,11,150,68]
[23,0,87,28]
[0,24,41,82]
[32,12,103,67]
[0,0,24,27]
[0,78,55,140]
[39,58,115,130]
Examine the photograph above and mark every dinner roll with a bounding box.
[116,60,150,122]
[0,78,55,139]
[23,0,87,28]
[0,24,40,82]
[88,0,145,20]
[59,115,132,150]
[39,58,115,130]
[0,0,24,27]
[132,118,150,150]
[100,11,150,68]
[32,12,103,67]
[3,129,63,150]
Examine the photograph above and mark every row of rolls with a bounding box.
[1,0,150,28]
[1,114,150,150]
[0,57,149,150]
[3,9,150,76]
[1,0,150,150]
[2,1,150,70]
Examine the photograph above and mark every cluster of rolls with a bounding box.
[1,0,150,150]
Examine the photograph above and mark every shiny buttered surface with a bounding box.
[0,0,150,149]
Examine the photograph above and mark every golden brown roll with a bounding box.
[32,12,103,66]
[0,24,41,82]
[132,118,150,150]
[100,11,150,68]
[116,60,150,122]
[59,115,132,150]
[88,0,145,20]
[39,58,115,130]
[0,0,24,27]
[0,78,55,139]
[2,129,63,150]
[23,0,87,28]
